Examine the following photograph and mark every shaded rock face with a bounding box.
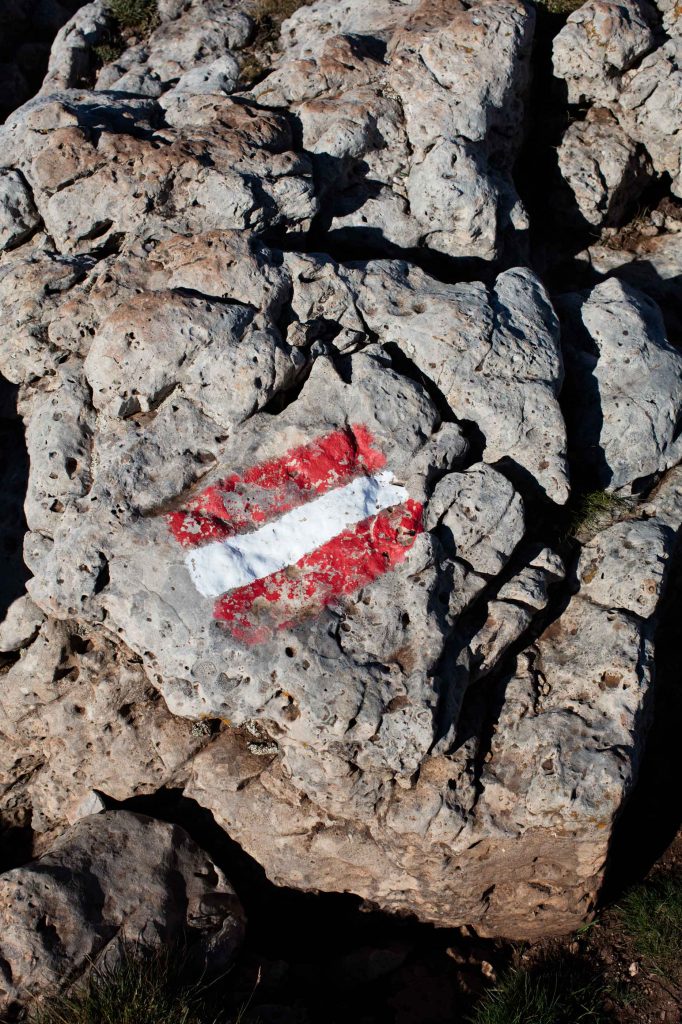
[0,811,245,1015]
[0,0,681,965]
[0,0,86,124]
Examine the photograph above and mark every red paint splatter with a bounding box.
[213,499,424,643]
[168,424,386,547]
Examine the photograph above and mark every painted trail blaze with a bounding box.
[168,424,423,643]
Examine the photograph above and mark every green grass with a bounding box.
[93,41,126,65]
[94,0,158,66]
[31,944,258,1024]
[619,874,682,984]
[531,0,585,14]
[569,489,631,540]
[468,962,607,1024]
[106,0,160,35]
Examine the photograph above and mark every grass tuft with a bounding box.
[93,41,126,65]
[239,0,313,85]
[619,874,682,984]
[468,962,607,1024]
[106,0,160,36]
[531,0,585,14]
[30,944,257,1024]
[568,489,631,540]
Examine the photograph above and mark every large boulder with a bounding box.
[0,811,245,1015]
[183,475,680,937]
[0,0,679,946]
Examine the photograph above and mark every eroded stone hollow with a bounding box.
[1,0,681,1011]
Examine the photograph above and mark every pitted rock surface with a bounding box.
[0,0,681,958]
[558,278,682,491]
[252,0,534,263]
[0,811,245,1014]
[553,0,682,199]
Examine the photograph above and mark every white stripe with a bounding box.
[185,470,408,598]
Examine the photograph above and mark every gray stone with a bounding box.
[250,0,534,263]
[559,278,682,490]
[166,55,241,97]
[95,2,253,97]
[0,811,245,1014]
[553,0,656,105]
[0,594,44,652]
[0,90,317,255]
[39,0,113,95]
[557,112,651,228]
[426,464,525,577]
[0,0,677,946]
[0,169,41,250]
[0,620,210,833]
[350,262,569,503]
[576,227,682,338]
[618,36,682,198]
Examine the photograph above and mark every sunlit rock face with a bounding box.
[0,0,681,983]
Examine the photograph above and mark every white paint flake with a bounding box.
[185,470,409,598]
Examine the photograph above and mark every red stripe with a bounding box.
[168,424,386,547]
[213,499,423,644]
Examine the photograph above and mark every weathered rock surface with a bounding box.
[0,617,211,834]
[0,811,245,1014]
[556,111,651,228]
[0,0,680,950]
[577,222,682,338]
[252,0,534,263]
[553,0,682,199]
[553,0,656,106]
[0,87,317,256]
[558,278,682,491]
[41,0,253,99]
[0,170,41,251]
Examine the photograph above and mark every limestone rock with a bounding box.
[0,0,677,946]
[577,226,682,338]
[0,594,44,652]
[186,481,679,938]
[0,811,245,1015]
[559,279,682,491]
[557,112,651,228]
[0,169,41,250]
[553,0,682,199]
[166,55,241,98]
[250,0,534,263]
[552,0,656,105]
[0,620,210,833]
[348,262,569,503]
[39,1,114,96]
[0,89,317,255]
[618,36,682,198]
[94,1,253,98]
